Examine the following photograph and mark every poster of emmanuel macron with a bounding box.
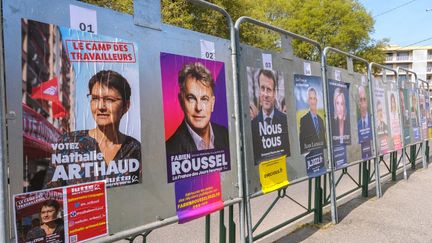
[160,53,231,183]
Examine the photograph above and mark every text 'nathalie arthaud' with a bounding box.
[50,143,139,181]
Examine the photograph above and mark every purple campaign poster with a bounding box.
[160,53,231,183]
[175,172,223,224]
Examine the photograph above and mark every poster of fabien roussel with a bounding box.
[22,19,141,191]
[247,67,290,165]
[160,53,231,183]
[294,74,326,177]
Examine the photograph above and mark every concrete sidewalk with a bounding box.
[276,167,432,242]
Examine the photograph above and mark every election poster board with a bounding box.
[294,74,326,177]
[246,67,290,165]
[246,67,290,193]
[22,19,141,191]
[328,80,351,169]
[410,88,421,142]
[373,80,391,155]
[387,88,403,150]
[160,53,229,222]
[355,83,373,160]
[426,93,432,139]
[400,87,411,145]
[419,93,428,140]
[14,181,107,243]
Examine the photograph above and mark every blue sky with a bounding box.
[358,0,432,47]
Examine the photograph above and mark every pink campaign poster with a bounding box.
[160,53,229,223]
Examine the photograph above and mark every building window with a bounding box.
[386,53,393,61]
[396,51,410,61]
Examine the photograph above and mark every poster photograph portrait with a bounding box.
[22,19,141,191]
[410,89,421,141]
[294,74,326,154]
[247,67,290,165]
[400,88,411,144]
[419,93,428,139]
[387,91,402,150]
[160,53,231,183]
[328,80,351,145]
[356,84,373,159]
[374,83,390,154]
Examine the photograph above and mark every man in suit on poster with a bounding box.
[251,69,290,165]
[357,85,372,143]
[299,87,326,154]
[166,62,229,154]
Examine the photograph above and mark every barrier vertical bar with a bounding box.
[0,0,10,240]
[219,209,226,243]
[186,1,245,242]
[367,63,383,198]
[314,176,322,224]
[362,161,369,197]
[229,205,235,243]
[321,47,338,223]
[205,215,211,243]
[419,79,429,169]
[391,152,397,181]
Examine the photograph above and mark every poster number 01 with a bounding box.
[70,5,98,34]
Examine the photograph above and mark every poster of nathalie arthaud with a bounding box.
[22,19,141,191]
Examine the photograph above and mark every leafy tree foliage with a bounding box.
[80,0,386,70]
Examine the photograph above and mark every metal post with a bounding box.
[422,142,428,169]
[426,141,430,164]
[229,205,235,243]
[0,0,9,241]
[314,176,323,224]
[410,145,416,169]
[219,209,226,243]
[205,215,211,243]
[391,152,397,181]
[402,147,408,180]
[362,161,369,197]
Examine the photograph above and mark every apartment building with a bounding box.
[380,45,432,82]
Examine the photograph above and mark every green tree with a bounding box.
[80,0,386,69]
[81,0,133,14]
[245,0,386,70]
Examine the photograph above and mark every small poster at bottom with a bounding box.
[258,155,289,193]
[175,172,224,224]
[14,181,108,243]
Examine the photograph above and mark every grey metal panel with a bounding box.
[238,43,328,195]
[399,77,422,146]
[3,0,239,237]
[325,66,375,164]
